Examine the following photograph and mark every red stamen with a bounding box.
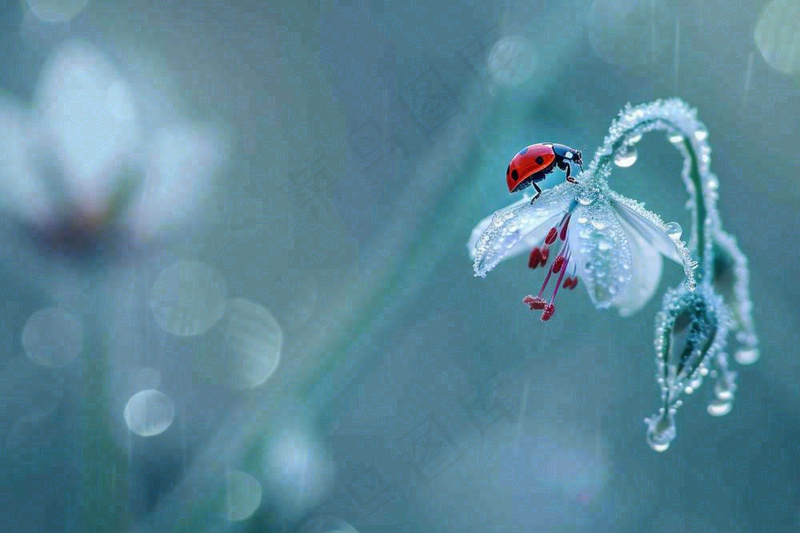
[552,255,565,273]
[562,277,572,289]
[541,304,555,321]
[523,295,546,310]
[560,215,571,241]
[528,247,542,269]
[570,277,578,290]
[545,227,558,245]
[540,246,550,266]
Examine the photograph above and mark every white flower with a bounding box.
[468,180,695,321]
[0,40,225,256]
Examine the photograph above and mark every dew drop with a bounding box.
[629,133,642,143]
[614,146,638,167]
[124,389,175,437]
[734,347,760,365]
[597,237,612,251]
[707,176,720,190]
[707,398,733,417]
[667,132,684,144]
[578,194,594,206]
[590,219,607,230]
[645,412,676,452]
[577,216,589,224]
[684,386,694,395]
[665,221,683,241]
[694,128,708,141]
[714,382,734,402]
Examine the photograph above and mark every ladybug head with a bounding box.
[551,143,583,169]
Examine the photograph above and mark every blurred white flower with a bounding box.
[0,40,226,259]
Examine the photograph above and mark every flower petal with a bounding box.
[34,41,140,213]
[610,194,681,264]
[0,96,54,225]
[471,184,574,277]
[125,123,226,242]
[567,201,632,308]
[612,209,664,316]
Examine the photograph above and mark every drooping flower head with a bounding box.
[468,99,759,452]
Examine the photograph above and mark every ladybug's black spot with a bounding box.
[511,169,519,181]
[535,156,544,165]
[518,147,528,155]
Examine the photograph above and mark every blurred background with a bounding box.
[0,0,798,532]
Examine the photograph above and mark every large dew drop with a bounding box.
[22,307,83,367]
[613,146,638,167]
[227,470,262,522]
[645,411,676,452]
[665,221,683,241]
[707,398,733,417]
[124,389,175,437]
[734,347,760,365]
[150,260,227,336]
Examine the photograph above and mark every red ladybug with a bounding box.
[506,143,583,203]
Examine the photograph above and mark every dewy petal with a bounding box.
[33,40,141,213]
[610,191,696,291]
[125,122,226,242]
[471,184,575,277]
[0,96,55,225]
[567,200,632,308]
[613,209,663,317]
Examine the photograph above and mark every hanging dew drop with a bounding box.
[645,411,676,452]
[614,146,638,167]
[707,398,733,417]
[734,347,760,365]
[667,132,684,144]
[665,221,683,240]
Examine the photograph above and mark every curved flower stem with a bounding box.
[587,99,719,284]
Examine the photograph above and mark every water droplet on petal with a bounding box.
[124,389,175,437]
[597,237,612,251]
[577,216,589,224]
[707,398,733,417]
[734,347,760,365]
[590,219,607,230]
[665,221,683,240]
[667,132,684,144]
[694,128,708,141]
[614,146,638,167]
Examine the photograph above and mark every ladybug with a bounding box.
[505,143,583,203]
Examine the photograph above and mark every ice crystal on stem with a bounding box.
[468,99,758,451]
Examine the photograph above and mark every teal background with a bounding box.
[0,0,798,532]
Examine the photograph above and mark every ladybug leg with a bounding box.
[565,163,578,184]
[528,182,543,204]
